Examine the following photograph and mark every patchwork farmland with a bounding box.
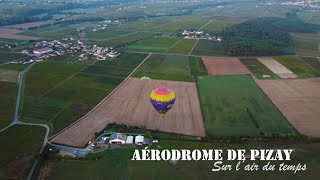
[21,52,148,134]
[273,56,320,78]
[51,78,205,147]
[256,78,320,137]
[202,57,250,76]
[240,57,279,79]
[196,75,295,137]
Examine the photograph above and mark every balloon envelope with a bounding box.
[150,87,175,115]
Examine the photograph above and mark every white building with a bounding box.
[135,135,144,145]
[126,136,134,144]
[109,133,127,144]
[33,48,53,55]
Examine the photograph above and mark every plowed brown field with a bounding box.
[256,78,320,137]
[51,78,205,147]
[202,57,250,75]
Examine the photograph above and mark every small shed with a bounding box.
[126,136,134,144]
[109,133,127,144]
[135,135,144,145]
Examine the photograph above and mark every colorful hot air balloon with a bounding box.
[150,87,175,118]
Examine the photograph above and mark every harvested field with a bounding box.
[51,78,205,147]
[0,69,19,82]
[256,78,320,137]
[202,57,250,75]
[258,57,298,79]
[0,28,39,40]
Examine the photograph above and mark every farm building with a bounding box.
[135,135,144,145]
[126,136,134,144]
[33,47,53,55]
[109,133,127,144]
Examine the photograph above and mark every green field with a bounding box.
[240,58,279,79]
[132,54,207,81]
[118,18,173,31]
[43,141,320,179]
[274,56,320,78]
[18,22,95,39]
[0,63,26,71]
[300,57,320,71]
[167,38,196,54]
[94,52,149,68]
[29,61,87,76]
[196,75,295,137]
[201,19,243,33]
[86,28,133,41]
[152,18,210,32]
[126,37,181,53]
[21,96,70,124]
[81,65,132,78]
[0,81,17,128]
[24,62,87,97]
[0,125,45,179]
[190,39,226,56]
[98,32,155,47]
[0,52,28,64]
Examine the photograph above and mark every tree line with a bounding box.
[221,17,320,56]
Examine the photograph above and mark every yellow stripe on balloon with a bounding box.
[150,91,175,102]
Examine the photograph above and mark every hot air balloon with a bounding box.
[150,87,175,118]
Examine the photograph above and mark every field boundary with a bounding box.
[189,39,199,55]
[48,53,152,140]
[199,20,214,30]
[194,77,208,137]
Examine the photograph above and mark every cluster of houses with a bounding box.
[95,133,152,148]
[92,24,107,32]
[0,42,20,49]
[181,29,223,41]
[13,40,119,64]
